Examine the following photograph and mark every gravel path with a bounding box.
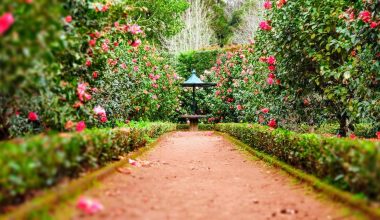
[70,131,358,220]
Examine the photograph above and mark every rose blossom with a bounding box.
[358,10,371,23]
[28,112,38,121]
[130,39,141,47]
[65,15,72,23]
[0,13,15,35]
[129,24,143,35]
[263,1,272,9]
[261,108,270,114]
[267,56,276,65]
[268,119,277,128]
[76,121,86,132]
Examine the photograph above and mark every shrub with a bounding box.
[198,123,215,130]
[176,124,190,130]
[0,0,188,139]
[215,123,380,201]
[0,122,175,209]
[254,0,380,135]
[354,123,377,138]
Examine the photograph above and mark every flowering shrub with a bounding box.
[254,0,380,136]
[0,0,187,139]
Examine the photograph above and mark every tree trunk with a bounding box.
[338,112,348,137]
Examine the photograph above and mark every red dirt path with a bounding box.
[70,131,358,220]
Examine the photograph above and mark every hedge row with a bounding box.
[215,123,380,201]
[0,122,175,208]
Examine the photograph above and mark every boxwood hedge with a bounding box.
[215,123,380,201]
[0,122,175,209]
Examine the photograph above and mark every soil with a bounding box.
[69,131,360,220]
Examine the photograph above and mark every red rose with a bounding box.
[370,21,378,29]
[267,56,276,65]
[268,65,276,72]
[376,131,380,139]
[65,15,72,23]
[100,116,107,123]
[259,21,272,31]
[89,39,96,47]
[350,133,356,139]
[268,119,277,128]
[130,39,141,47]
[76,121,86,132]
[28,112,38,121]
[0,13,15,36]
[358,11,371,23]
[261,108,270,114]
[86,60,91,67]
[93,71,98,79]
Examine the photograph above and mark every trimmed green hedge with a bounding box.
[176,124,190,130]
[0,122,175,208]
[215,123,380,201]
[198,124,215,131]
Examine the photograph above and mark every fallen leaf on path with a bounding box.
[76,197,104,215]
[116,167,132,175]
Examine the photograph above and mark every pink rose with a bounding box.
[263,1,272,9]
[267,77,274,85]
[261,108,270,114]
[129,24,143,35]
[76,197,103,215]
[130,39,141,47]
[76,121,86,132]
[65,15,72,23]
[358,11,371,23]
[0,13,15,35]
[267,56,276,65]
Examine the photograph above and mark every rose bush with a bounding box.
[254,0,380,136]
[0,0,187,139]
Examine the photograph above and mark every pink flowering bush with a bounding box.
[253,0,380,136]
[0,0,187,138]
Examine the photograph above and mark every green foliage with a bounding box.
[254,0,380,135]
[0,122,175,209]
[315,123,340,135]
[176,50,221,78]
[123,0,189,44]
[198,123,215,131]
[354,123,377,138]
[0,0,187,139]
[0,0,66,139]
[176,124,190,130]
[215,123,380,201]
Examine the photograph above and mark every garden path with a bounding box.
[69,131,358,220]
